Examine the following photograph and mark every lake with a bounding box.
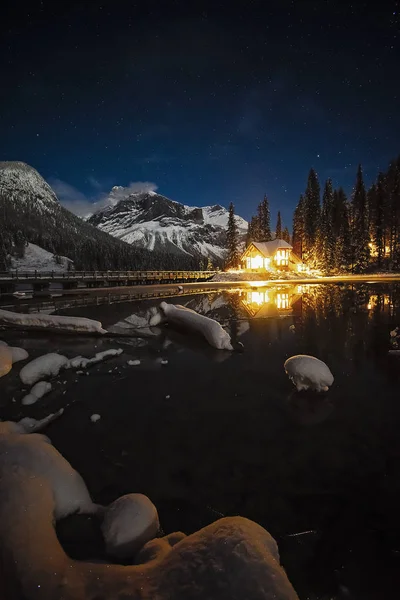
[1,281,400,599]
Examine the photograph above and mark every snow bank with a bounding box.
[158,301,233,350]
[284,355,334,392]
[0,308,107,334]
[68,348,123,369]
[22,381,52,406]
[0,345,12,378]
[102,493,159,559]
[10,346,29,363]
[20,353,69,385]
[0,431,99,520]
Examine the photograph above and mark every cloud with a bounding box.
[49,178,158,218]
[49,179,93,217]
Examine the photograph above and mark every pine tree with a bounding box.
[292,194,305,258]
[387,161,400,269]
[275,211,282,239]
[333,188,351,271]
[258,195,272,241]
[226,202,239,269]
[206,256,214,270]
[351,164,370,272]
[303,168,321,267]
[282,226,291,243]
[250,214,261,242]
[370,174,386,269]
[316,179,335,272]
[245,222,253,246]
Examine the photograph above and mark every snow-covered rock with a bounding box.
[10,346,29,364]
[87,191,248,261]
[0,308,107,334]
[0,410,64,436]
[0,431,99,520]
[102,493,160,559]
[0,345,13,378]
[20,353,69,385]
[22,381,52,406]
[90,414,101,423]
[284,355,334,392]
[68,348,123,369]
[9,242,73,272]
[127,359,141,366]
[158,301,233,350]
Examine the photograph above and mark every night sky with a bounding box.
[1,0,399,227]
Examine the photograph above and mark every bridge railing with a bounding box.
[0,270,216,281]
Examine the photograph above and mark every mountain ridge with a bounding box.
[0,162,200,271]
[88,188,248,261]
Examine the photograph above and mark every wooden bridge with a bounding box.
[0,270,216,295]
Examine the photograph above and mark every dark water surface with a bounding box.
[2,282,400,599]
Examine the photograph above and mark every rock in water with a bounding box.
[284,355,334,392]
[101,493,159,559]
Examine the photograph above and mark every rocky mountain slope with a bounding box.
[0,162,197,271]
[88,188,248,261]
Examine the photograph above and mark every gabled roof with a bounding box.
[247,239,292,257]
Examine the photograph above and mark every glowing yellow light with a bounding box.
[276,293,289,309]
[367,303,372,310]
[249,255,263,269]
[249,291,270,305]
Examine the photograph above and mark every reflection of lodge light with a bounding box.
[248,291,270,305]
[276,293,289,310]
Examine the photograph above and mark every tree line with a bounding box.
[293,156,400,273]
[0,194,202,272]
[226,155,400,273]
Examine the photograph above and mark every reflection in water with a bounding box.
[238,286,302,318]
[283,391,335,426]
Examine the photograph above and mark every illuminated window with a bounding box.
[275,249,289,266]
[250,255,264,269]
[248,291,270,305]
[276,293,289,309]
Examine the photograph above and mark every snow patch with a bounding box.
[90,414,101,423]
[128,359,141,366]
[101,493,160,559]
[0,309,107,334]
[284,355,334,392]
[22,381,52,406]
[10,347,29,364]
[67,349,123,369]
[158,301,233,350]
[9,243,73,272]
[20,353,69,385]
[0,409,64,436]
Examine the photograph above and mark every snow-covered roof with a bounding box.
[248,239,292,257]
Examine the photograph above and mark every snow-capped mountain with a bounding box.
[0,161,59,213]
[88,188,248,260]
[0,162,195,271]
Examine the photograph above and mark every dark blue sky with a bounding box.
[1,0,399,228]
